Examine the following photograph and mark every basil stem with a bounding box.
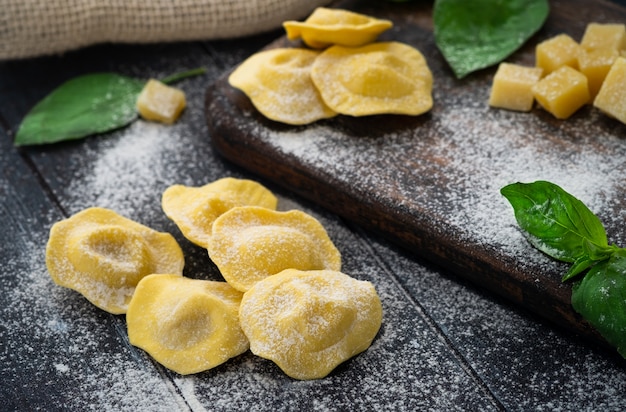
[161,67,207,85]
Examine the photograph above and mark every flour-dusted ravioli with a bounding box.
[239,269,383,380]
[228,48,336,125]
[311,41,433,116]
[283,7,393,49]
[127,274,249,375]
[45,207,184,314]
[162,177,278,248]
[208,206,341,292]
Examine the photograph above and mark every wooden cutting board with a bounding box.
[205,0,626,345]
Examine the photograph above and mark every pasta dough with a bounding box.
[162,177,278,248]
[311,41,433,116]
[45,207,184,314]
[239,269,383,380]
[208,206,341,292]
[127,274,249,375]
[283,7,392,49]
[228,48,337,125]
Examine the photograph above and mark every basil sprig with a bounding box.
[14,68,205,146]
[433,0,549,78]
[501,181,626,358]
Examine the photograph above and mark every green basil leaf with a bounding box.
[571,252,626,358]
[563,255,597,282]
[433,0,549,78]
[14,73,145,146]
[500,181,609,263]
[562,240,619,281]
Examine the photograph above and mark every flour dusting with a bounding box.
[263,103,626,272]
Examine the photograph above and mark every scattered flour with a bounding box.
[0,231,189,411]
[5,43,626,411]
[264,103,626,272]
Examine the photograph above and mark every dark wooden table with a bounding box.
[2,1,626,410]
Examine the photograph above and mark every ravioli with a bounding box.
[239,269,383,380]
[45,207,184,314]
[127,274,249,375]
[162,177,278,248]
[228,48,337,125]
[311,41,433,116]
[283,7,393,49]
[208,206,341,292]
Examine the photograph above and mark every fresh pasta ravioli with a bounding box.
[127,274,249,375]
[208,206,341,292]
[311,41,433,116]
[162,177,278,248]
[239,269,383,380]
[228,48,337,125]
[283,7,393,49]
[45,207,184,314]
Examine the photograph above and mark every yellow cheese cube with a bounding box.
[489,63,543,111]
[580,23,626,52]
[577,48,620,99]
[136,79,186,124]
[536,34,580,74]
[594,57,626,125]
[532,66,590,119]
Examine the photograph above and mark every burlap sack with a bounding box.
[0,0,333,60]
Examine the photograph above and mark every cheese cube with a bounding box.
[489,63,543,111]
[577,48,620,99]
[136,79,186,124]
[580,23,626,52]
[532,66,590,119]
[594,57,626,125]
[535,34,580,74]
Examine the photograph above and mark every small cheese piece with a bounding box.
[228,48,336,125]
[239,269,383,380]
[580,23,626,52]
[594,57,626,125]
[311,41,433,116]
[208,206,341,292]
[532,66,590,119]
[283,7,392,49]
[535,34,580,74]
[489,63,543,111]
[136,79,186,124]
[45,207,184,314]
[578,48,620,99]
[162,177,278,248]
[127,275,249,375]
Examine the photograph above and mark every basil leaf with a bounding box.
[433,0,549,78]
[562,240,619,281]
[14,73,145,146]
[571,252,626,358]
[500,181,609,264]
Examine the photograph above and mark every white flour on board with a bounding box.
[263,105,626,269]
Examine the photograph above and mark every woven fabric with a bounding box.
[0,0,332,60]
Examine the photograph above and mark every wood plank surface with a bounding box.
[4,2,626,410]
[206,0,626,344]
